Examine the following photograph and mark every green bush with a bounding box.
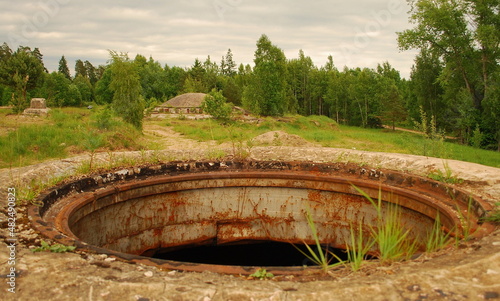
[201,89,233,122]
[92,108,115,130]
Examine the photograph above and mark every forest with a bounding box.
[0,0,498,151]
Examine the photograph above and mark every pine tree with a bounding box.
[183,58,207,93]
[380,82,406,130]
[221,48,236,76]
[58,55,71,80]
[94,67,114,104]
[84,60,97,85]
[190,58,205,81]
[203,55,219,91]
[33,48,47,73]
[220,56,227,76]
[75,59,86,79]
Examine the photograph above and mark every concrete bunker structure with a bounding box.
[154,93,206,114]
[29,160,494,275]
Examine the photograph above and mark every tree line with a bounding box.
[0,0,498,150]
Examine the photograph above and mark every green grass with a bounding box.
[482,202,500,223]
[171,115,500,168]
[329,126,500,167]
[171,118,264,143]
[353,185,419,263]
[249,268,274,280]
[32,240,76,253]
[295,186,460,272]
[345,221,374,271]
[292,208,345,273]
[425,213,452,253]
[427,161,464,184]
[15,174,69,206]
[3,111,499,169]
[0,107,143,168]
[456,196,475,241]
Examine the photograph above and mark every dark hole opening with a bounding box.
[148,241,353,267]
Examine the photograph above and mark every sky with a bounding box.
[0,0,419,78]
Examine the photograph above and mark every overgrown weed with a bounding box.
[427,161,463,184]
[353,185,419,263]
[226,123,253,159]
[206,148,227,160]
[295,185,465,273]
[12,173,69,206]
[32,240,75,253]
[481,202,500,223]
[345,221,374,271]
[249,268,274,280]
[412,106,446,158]
[292,208,345,274]
[456,197,475,241]
[425,212,452,253]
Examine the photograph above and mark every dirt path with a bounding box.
[1,129,500,301]
[143,124,228,150]
[382,125,457,140]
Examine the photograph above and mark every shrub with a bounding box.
[201,89,233,122]
[92,108,114,130]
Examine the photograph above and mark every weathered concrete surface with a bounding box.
[1,146,500,300]
[36,163,484,275]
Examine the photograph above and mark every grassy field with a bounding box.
[170,115,500,168]
[0,107,143,169]
[1,109,499,169]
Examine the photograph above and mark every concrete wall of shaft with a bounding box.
[29,161,495,274]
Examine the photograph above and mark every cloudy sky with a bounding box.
[1,0,418,78]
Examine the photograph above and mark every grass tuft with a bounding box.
[345,221,374,271]
[352,185,419,263]
[427,161,463,184]
[425,212,452,253]
[455,196,475,241]
[292,208,345,273]
[481,202,500,223]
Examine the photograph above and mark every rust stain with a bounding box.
[29,160,495,275]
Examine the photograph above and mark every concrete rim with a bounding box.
[28,160,495,276]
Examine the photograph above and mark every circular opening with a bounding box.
[30,161,494,275]
[151,241,351,267]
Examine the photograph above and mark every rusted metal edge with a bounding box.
[28,160,495,275]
